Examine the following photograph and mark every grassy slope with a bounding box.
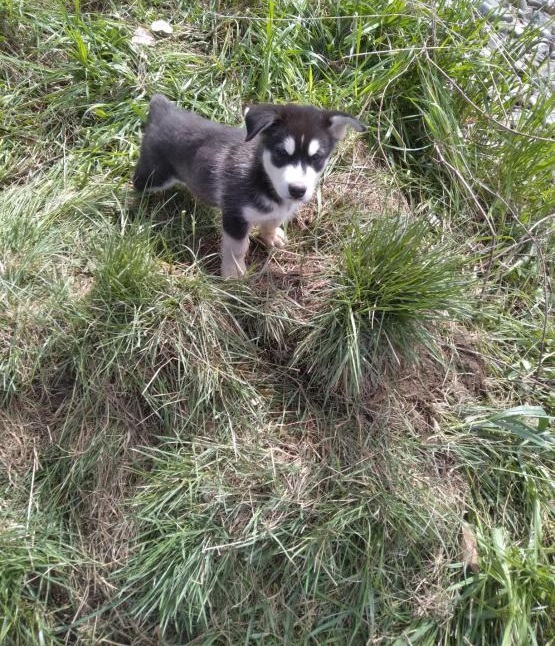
[1,0,554,643]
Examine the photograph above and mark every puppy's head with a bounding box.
[244,104,366,203]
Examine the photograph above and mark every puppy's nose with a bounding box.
[288,183,306,199]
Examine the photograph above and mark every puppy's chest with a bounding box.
[241,200,299,226]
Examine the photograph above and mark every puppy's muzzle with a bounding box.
[288,183,306,200]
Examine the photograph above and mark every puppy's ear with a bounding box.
[326,111,367,140]
[244,105,280,141]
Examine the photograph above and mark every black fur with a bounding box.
[133,95,366,276]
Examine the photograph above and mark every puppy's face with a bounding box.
[245,104,366,203]
[262,130,332,203]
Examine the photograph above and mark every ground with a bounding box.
[0,0,554,644]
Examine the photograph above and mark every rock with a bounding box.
[517,8,533,19]
[510,108,523,125]
[534,40,551,63]
[132,27,155,47]
[528,11,554,41]
[537,58,553,77]
[478,0,496,16]
[475,0,553,103]
[523,0,555,15]
[531,9,547,23]
[150,20,173,35]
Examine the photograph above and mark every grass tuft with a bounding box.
[294,217,469,398]
[118,427,465,641]
[0,516,79,645]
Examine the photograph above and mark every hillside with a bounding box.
[1,0,554,643]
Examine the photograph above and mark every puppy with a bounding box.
[134,95,366,278]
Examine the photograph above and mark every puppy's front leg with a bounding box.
[258,219,287,249]
[221,214,251,279]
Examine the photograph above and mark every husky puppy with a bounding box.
[134,95,366,278]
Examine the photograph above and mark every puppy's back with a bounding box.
[134,95,248,205]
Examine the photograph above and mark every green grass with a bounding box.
[0,515,80,645]
[0,0,554,643]
[294,217,469,398]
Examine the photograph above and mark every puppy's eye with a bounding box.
[311,151,326,163]
[274,148,290,160]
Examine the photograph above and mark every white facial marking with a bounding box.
[283,163,307,187]
[262,150,321,203]
[308,139,320,157]
[282,136,295,156]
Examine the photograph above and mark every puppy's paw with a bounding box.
[261,226,287,249]
[221,260,246,280]
[272,226,287,248]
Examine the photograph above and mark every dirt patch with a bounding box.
[326,140,409,213]
[450,329,488,397]
[368,324,488,436]
[0,403,54,486]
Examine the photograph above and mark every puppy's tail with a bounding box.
[133,95,174,192]
[148,94,173,119]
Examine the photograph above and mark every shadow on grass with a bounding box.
[125,187,222,275]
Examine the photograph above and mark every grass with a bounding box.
[0,0,554,643]
[445,407,555,644]
[119,432,463,641]
[293,217,469,398]
[0,515,80,645]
